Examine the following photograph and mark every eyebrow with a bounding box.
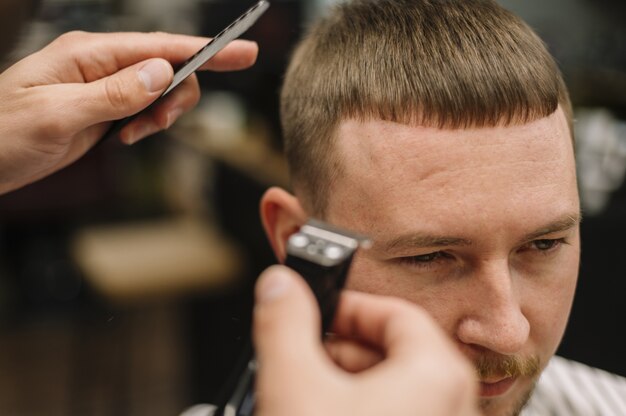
[517,212,582,244]
[374,212,582,254]
[375,235,472,254]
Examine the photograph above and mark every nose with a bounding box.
[456,260,530,356]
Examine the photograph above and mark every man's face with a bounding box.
[324,108,580,416]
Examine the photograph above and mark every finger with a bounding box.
[324,337,384,373]
[333,292,478,414]
[332,291,440,358]
[119,73,200,144]
[118,112,161,146]
[197,39,259,72]
[38,58,174,134]
[253,266,348,416]
[331,291,474,391]
[153,73,201,125]
[42,31,258,81]
[253,266,329,377]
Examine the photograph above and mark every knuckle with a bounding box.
[38,117,67,140]
[104,76,130,110]
[45,31,92,61]
[52,30,89,48]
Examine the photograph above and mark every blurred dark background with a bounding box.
[0,0,625,414]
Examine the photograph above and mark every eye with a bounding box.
[396,251,451,268]
[533,239,562,250]
[520,238,567,254]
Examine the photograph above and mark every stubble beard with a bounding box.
[475,354,541,416]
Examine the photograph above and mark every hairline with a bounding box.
[294,105,575,219]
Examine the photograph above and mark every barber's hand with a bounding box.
[253,265,479,416]
[0,31,257,194]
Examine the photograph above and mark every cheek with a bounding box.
[345,256,458,329]
[522,252,579,355]
[345,255,438,303]
[346,256,399,296]
[527,277,577,353]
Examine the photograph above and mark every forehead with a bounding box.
[328,109,578,238]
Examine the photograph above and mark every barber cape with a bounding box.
[522,356,626,416]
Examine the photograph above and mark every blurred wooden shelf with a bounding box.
[71,217,243,303]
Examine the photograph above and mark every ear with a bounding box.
[260,187,308,263]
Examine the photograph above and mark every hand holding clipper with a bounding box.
[217,219,369,416]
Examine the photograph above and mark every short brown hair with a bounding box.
[280,0,572,216]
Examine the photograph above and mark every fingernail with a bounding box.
[138,60,171,93]
[165,107,184,129]
[257,268,292,304]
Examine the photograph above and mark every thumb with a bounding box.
[59,58,173,130]
[253,266,326,378]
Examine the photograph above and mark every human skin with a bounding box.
[253,265,479,416]
[261,106,580,416]
[0,31,258,195]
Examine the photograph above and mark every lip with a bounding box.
[479,377,516,397]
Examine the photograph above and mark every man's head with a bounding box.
[278,0,572,216]
[261,1,580,415]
